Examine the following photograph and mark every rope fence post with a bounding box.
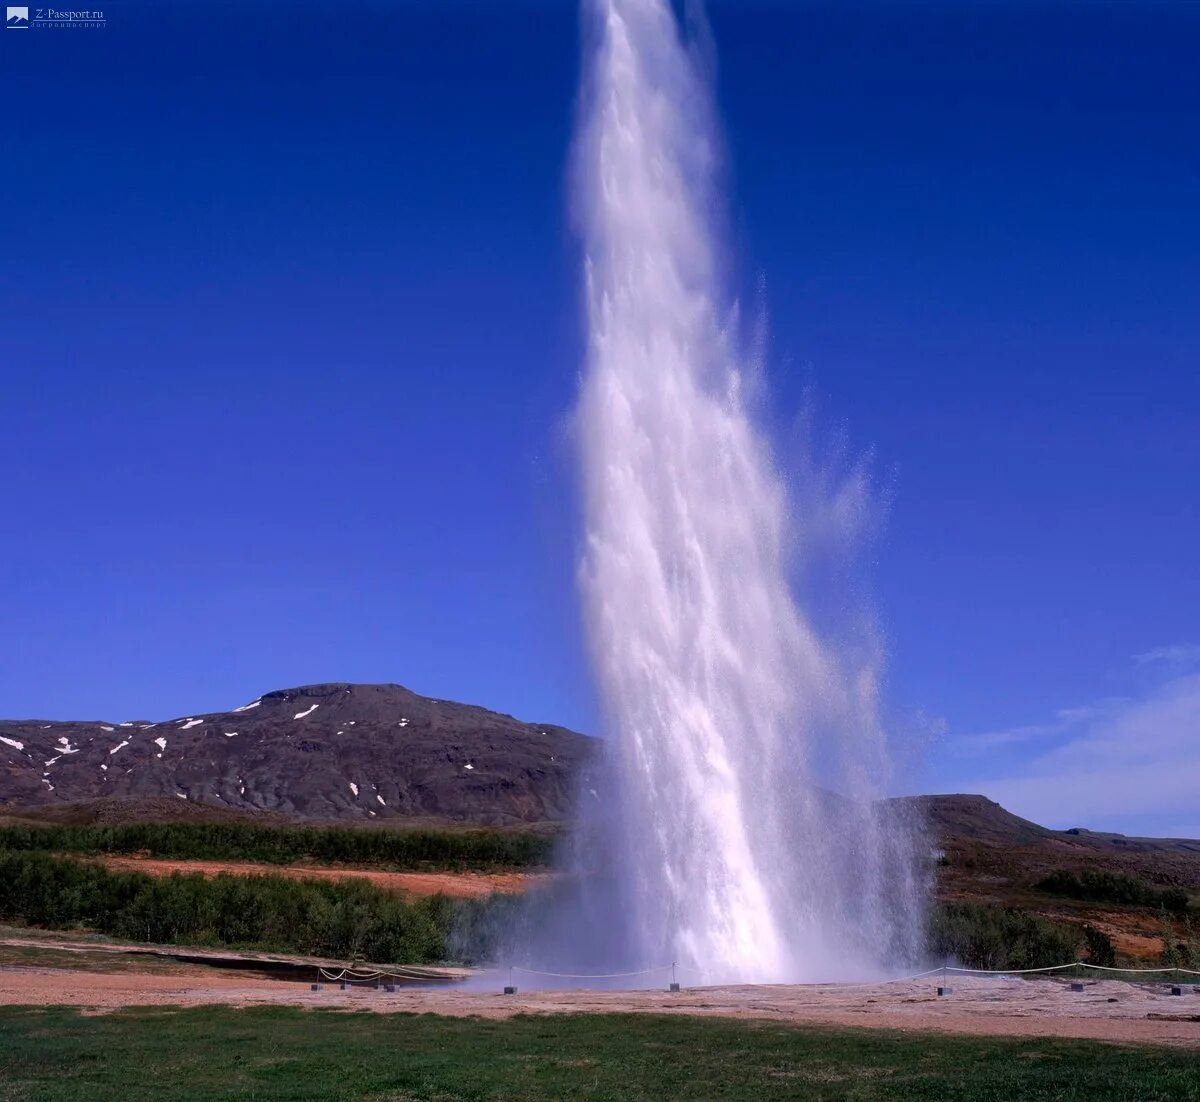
[504,964,517,996]
[669,961,680,993]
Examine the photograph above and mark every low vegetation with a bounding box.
[1082,924,1117,966]
[0,820,553,870]
[1035,868,1191,914]
[927,902,1081,970]
[0,839,1187,974]
[1158,911,1200,970]
[1,1006,1197,1101]
[0,851,453,963]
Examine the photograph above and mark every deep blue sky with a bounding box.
[3,2,1198,834]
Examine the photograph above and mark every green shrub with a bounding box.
[0,851,454,963]
[1158,910,1200,970]
[928,902,1079,970]
[1035,869,1190,914]
[0,821,552,870]
[1083,924,1116,966]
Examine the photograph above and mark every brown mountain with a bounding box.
[884,793,1200,961]
[0,683,595,826]
[3,684,1197,890]
[892,793,1200,877]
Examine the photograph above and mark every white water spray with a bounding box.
[566,0,924,983]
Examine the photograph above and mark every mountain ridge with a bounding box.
[4,682,1198,859]
[0,682,595,826]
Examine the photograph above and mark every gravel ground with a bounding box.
[1,962,1197,1047]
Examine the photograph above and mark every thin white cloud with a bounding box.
[1133,643,1200,670]
[950,703,1111,755]
[952,658,1200,838]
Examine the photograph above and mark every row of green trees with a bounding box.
[0,851,454,963]
[0,821,554,870]
[3,849,1187,973]
[1036,868,1191,914]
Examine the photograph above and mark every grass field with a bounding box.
[0,1007,1197,1101]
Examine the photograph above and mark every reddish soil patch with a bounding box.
[89,854,554,899]
[1038,905,1167,960]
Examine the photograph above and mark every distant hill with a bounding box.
[0,683,595,826]
[892,793,1052,846]
[886,793,1200,960]
[891,793,1200,867]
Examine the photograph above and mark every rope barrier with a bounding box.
[945,963,1076,976]
[472,961,1200,985]
[510,965,674,979]
[314,960,1200,988]
[945,963,1200,977]
[317,965,454,983]
[630,966,951,989]
[1076,963,1200,976]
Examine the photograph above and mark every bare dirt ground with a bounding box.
[88,854,552,899]
[1036,904,1168,959]
[1,954,1196,1048]
[0,934,470,982]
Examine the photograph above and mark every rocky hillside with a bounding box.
[893,793,1200,877]
[0,683,595,826]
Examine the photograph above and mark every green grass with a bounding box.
[0,1007,1197,1101]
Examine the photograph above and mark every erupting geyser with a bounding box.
[575,0,923,981]
[500,0,925,984]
